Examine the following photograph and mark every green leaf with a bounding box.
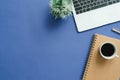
[50,0,72,19]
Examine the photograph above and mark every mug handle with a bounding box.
[115,55,119,58]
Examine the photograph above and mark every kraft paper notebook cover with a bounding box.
[82,34,120,80]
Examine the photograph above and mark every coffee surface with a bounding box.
[101,43,115,57]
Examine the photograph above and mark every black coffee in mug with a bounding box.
[101,43,115,57]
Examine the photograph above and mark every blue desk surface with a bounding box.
[0,0,120,80]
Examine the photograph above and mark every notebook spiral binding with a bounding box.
[82,34,98,80]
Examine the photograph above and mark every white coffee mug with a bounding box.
[99,42,119,59]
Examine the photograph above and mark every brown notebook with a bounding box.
[82,34,120,80]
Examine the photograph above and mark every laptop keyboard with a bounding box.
[73,0,120,14]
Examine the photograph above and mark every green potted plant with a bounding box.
[50,0,72,19]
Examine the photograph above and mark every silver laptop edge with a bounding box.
[72,2,120,32]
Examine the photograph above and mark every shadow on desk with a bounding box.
[44,7,66,31]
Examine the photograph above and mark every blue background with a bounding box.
[0,0,120,80]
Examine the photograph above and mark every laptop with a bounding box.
[72,0,120,32]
